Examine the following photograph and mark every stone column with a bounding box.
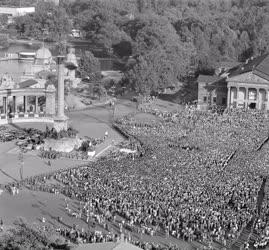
[3,97,6,114]
[236,87,240,108]
[246,88,249,109]
[256,88,260,110]
[57,56,65,119]
[53,55,68,132]
[23,96,28,117]
[23,96,27,112]
[13,96,16,113]
[227,86,231,110]
[34,96,39,117]
[45,85,56,116]
[13,96,18,118]
[35,96,38,113]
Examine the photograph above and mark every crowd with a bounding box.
[5,107,269,249]
[253,173,269,248]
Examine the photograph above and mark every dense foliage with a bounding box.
[12,0,269,94]
[78,50,101,80]
[14,2,71,42]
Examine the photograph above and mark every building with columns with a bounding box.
[197,53,269,111]
[0,85,55,124]
[0,48,79,129]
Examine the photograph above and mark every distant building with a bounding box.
[41,0,59,5]
[197,53,269,111]
[197,75,226,111]
[0,6,35,23]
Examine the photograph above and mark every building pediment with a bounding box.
[227,72,269,84]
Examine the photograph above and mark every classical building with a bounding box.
[197,53,269,111]
[0,46,80,129]
[0,6,35,24]
[0,84,55,121]
[21,46,55,82]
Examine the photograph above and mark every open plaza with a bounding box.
[1,3,269,248]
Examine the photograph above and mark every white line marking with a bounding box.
[95,145,112,158]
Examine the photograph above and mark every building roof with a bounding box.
[227,53,269,80]
[197,74,221,83]
[215,60,239,69]
[36,46,52,60]
[19,79,38,88]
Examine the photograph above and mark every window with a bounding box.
[213,97,217,103]
[222,98,226,105]
[203,96,207,102]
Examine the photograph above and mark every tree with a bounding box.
[0,34,9,48]
[0,14,8,27]
[14,2,71,42]
[79,51,101,80]
[124,14,195,94]
[93,83,107,99]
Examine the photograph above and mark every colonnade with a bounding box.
[227,85,269,110]
[2,95,42,117]
[0,86,56,120]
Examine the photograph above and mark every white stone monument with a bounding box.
[53,56,69,132]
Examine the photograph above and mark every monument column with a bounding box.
[45,85,56,116]
[53,55,68,132]
[57,57,65,118]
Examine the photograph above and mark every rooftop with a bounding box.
[36,47,52,60]
[19,79,38,88]
[227,53,269,80]
[197,74,221,83]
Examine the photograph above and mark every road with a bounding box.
[0,101,136,184]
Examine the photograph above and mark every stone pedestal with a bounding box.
[53,116,69,132]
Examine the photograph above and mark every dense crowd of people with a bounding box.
[5,106,269,249]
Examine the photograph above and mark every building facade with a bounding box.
[227,72,269,110]
[197,75,227,111]
[197,53,269,111]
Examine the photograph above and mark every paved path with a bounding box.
[0,102,134,184]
